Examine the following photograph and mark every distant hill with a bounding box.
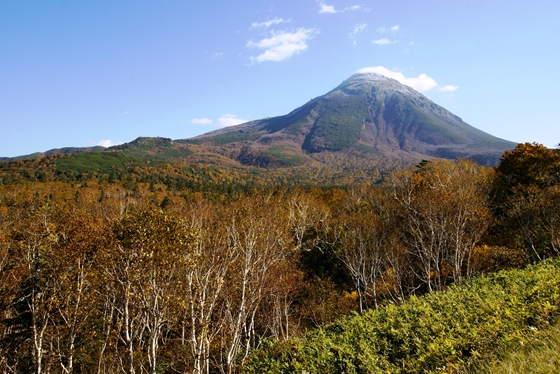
[106,137,193,160]
[0,146,106,162]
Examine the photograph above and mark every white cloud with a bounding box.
[357,66,440,92]
[372,38,396,45]
[97,139,122,148]
[319,2,336,13]
[350,23,367,38]
[318,1,370,14]
[378,25,400,34]
[438,85,459,93]
[217,114,248,127]
[191,118,214,125]
[251,18,290,29]
[348,5,368,11]
[247,28,317,64]
[191,115,250,127]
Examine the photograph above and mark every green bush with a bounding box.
[244,258,560,373]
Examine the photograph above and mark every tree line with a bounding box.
[0,142,558,373]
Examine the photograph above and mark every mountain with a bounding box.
[2,72,516,174]
[188,72,515,167]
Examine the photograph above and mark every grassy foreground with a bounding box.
[244,258,560,373]
[471,319,560,374]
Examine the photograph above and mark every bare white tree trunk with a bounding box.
[221,196,290,373]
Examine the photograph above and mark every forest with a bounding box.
[0,142,559,373]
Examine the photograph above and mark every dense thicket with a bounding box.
[491,143,560,260]
[0,143,558,373]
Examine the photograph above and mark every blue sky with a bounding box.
[1,0,559,157]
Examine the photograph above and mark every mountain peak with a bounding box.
[341,71,394,87]
[350,71,391,81]
[336,70,418,97]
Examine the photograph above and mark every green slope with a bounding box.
[107,137,193,159]
[303,93,370,152]
[54,152,158,175]
[244,258,560,373]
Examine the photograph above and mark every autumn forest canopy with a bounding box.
[1,142,560,373]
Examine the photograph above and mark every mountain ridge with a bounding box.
[0,146,106,162]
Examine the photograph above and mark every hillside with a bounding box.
[244,258,560,373]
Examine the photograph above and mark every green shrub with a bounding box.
[244,258,560,373]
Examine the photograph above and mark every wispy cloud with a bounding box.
[350,23,367,38]
[378,24,400,34]
[349,23,367,45]
[251,18,291,29]
[317,1,370,14]
[348,5,366,11]
[372,38,397,45]
[438,85,459,93]
[191,118,214,125]
[217,114,248,127]
[357,66,447,93]
[247,28,317,64]
[97,139,122,148]
[191,115,249,127]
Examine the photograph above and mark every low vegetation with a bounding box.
[471,318,560,374]
[244,258,560,373]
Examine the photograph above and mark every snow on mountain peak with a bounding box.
[355,66,439,93]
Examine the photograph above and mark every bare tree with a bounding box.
[49,210,106,374]
[388,160,493,290]
[105,209,197,374]
[220,194,291,373]
[338,213,385,311]
[10,203,58,374]
[287,190,330,250]
[181,201,234,374]
[509,184,560,259]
